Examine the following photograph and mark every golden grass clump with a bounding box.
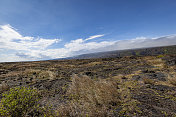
[57,75,142,116]
[57,75,120,117]
[0,82,9,93]
[23,69,56,80]
[168,74,176,86]
[143,78,156,85]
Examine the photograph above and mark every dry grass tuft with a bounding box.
[23,69,56,80]
[57,75,142,116]
[0,82,9,93]
[168,74,176,86]
[143,78,156,85]
[147,58,165,69]
[57,75,120,117]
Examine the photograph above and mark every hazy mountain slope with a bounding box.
[63,45,176,59]
[64,35,176,58]
[105,35,176,51]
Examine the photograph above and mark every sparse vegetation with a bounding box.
[168,74,176,86]
[0,82,9,93]
[57,75,120,116]
[116,78,142,116]
[0,54,176,116]
[157,54,164,58]
[143,78,156,85]
[0,86,40,117]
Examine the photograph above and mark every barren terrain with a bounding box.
[0,54,176,116]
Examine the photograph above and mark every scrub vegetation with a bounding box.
[0,50,176,116]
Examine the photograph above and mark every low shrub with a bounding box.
[0,86,40,117]
[157,55,164,58]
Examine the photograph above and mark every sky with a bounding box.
[0,0,176,62]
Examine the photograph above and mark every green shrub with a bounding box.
[0,86,40,117]
[157,55,164,58]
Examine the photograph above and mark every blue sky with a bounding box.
[0,0,176,62]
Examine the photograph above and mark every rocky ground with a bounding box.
[0,55,176,116]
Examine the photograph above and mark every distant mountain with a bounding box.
[56,45,176,60]
[91,35,176,52]
[54,35,176,60]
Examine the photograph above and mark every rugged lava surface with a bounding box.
[0,55,176,116]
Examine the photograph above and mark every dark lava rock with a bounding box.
[0,69,9,75]
[166,58,176,66]
[142,69,155,73]
[153,73,166,81]
[142,72,166,81]
[84,71,97,76]
[132,75,141,80]
[121,76,127,79]
[150,85,175,92]
[133,87,176,117]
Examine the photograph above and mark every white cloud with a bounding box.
[0,25,109,62]
[85,34,104,41]
[0,53,31,62]
[94,35,176,52]
[0,24,35,43]
[0,24,61,51]
[0,24,176,62]
[0,24,61,61]
[64,38,115,54]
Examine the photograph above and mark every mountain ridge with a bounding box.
[55,44,176,60]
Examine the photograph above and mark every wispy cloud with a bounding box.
[0,24,110,62]
[85,34,104,41]
[0,24,61,61]
[0,24,61,51]
[0,24,176,62]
